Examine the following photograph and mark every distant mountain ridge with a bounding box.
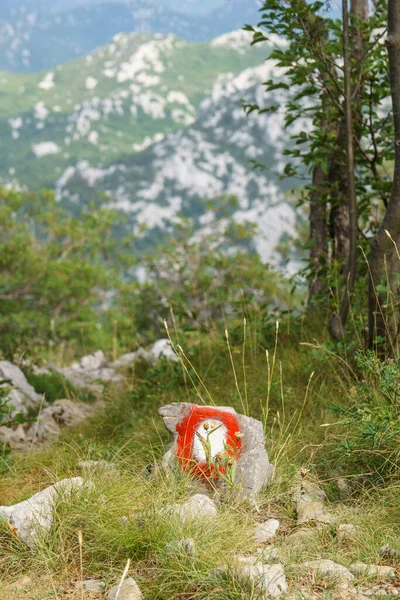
[0,0,261,73]
[0,30,302,266]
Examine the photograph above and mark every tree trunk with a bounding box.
[368,0,400,352]
[329,0,368,340]
[308,165,328,305]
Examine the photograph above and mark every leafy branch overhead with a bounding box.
[246,0,400,350]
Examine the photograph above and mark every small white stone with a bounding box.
[160,494,217,524]
[350,563,396,578]
[255,518,280,544]
[337,523,357,540]
[300,559,354,582]
[75,579,105,593]
[297,501,335,525]
[286,528,318,544]
[107,576,143,600]
[236,556,288,598]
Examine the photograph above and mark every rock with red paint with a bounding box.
[158,403,273,498]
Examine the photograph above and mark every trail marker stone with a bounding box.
[158,402,273,498]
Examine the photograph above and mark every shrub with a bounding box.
[25,371,76,404]
[332,350,400,483]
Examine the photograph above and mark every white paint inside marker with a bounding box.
[192,420,228,462]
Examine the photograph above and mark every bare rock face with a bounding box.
[158,402,273,499]
[0,360,43,414]
[0,477,86,546]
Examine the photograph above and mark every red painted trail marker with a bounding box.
[176,404,242,479]
[159,402,273,498]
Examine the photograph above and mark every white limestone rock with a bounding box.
[292,480,326,505]
[25,412,60,443]
[159,402,273,499]
[40,398,89,428]
[0,360,43,414]
[350,563,396,578]
[57,350,122,394]
[300,559,354,582]
[151,339,179,362]
[0,477,86,545]
[160,493,217,524]
[236,555,288,598]
[0,423,27,450]
[337,523,357,540]
[297,501,334,526]
[107,576,143,600]
[255,518,280,544]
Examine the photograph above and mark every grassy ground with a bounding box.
[0,321,399,598]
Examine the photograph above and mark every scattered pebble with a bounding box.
[236,555,288,598]
[337,523,357,540]
[75,579,105,593]
[349,562,396,578]
[300,559,354,582]
[297,501,335,526]
[286,528,318,544]
[107,576,143,600]
[254,518,280,544]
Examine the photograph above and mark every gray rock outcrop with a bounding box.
[159,402,273,499]
[0,360,43,414]
[0,477,86,546]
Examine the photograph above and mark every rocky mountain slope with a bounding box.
[0,30,303,265]
[0,0,261,72]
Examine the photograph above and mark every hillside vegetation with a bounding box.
[1,321,399,599]
[2,0,400,598]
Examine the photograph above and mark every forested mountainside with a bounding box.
[0,30,302,264]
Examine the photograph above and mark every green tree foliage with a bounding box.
[0,188,123,358]
[118,199,296,342]
[245,1,393,329]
